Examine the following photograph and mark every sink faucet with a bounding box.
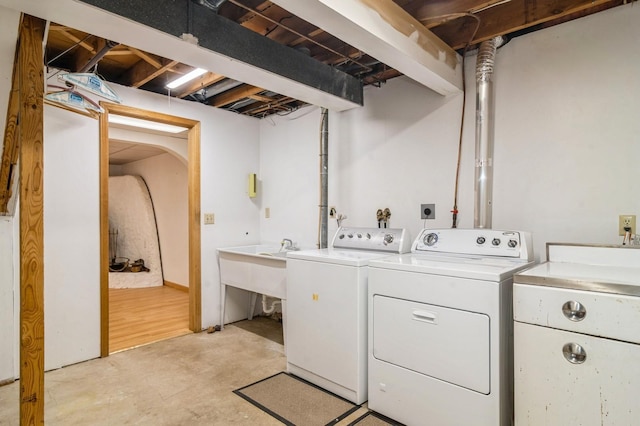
[281,238,295,251]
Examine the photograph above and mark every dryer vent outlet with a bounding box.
[421,204,435,220]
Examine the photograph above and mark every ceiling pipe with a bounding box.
[78,40,118,73]
[474,36,503,229]
[319,108,329,249]
[192,0,228,13]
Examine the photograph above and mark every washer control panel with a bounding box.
[332,227,411,253]
[413,228,533,260]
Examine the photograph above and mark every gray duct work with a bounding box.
[319,108,329,248]
[78,40,118,73]
[474,37,503,229]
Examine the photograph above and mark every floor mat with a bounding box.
[348,411,404,426]
[234,372,359,426]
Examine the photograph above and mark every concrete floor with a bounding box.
[0,319,289,425]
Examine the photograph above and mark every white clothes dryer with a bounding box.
[286,226,411,404]
[368,228,534,426]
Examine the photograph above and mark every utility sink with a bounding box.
[217,244,290,329]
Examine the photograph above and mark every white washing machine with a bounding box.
[286,226,411,404]
[513,243,640,425]
[368,228,534,426]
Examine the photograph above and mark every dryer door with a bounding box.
[372,295,490,394]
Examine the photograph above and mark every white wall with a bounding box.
[260,4,640,261]
[120,153,189,288]
[0,217,14,382]
[43,105,101,370]
[108,175,163,288]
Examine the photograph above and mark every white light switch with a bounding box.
[204,213,215,225]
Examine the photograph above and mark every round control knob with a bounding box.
[366,233,371,239]
[476,236,486,245]
[338,234,345,239]
[348,233,353,238]
[357,233,362,238]
[383,234,394,245]
[508,239,518,248]
[423,233,438,246]
[492,238,501,246]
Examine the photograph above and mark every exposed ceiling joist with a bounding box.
[76,0,363,109]
[0,0,363,112]
[270,0,462,95]
[210,84,264,107]
[126,58,180,88]
[175,72,226,99]
[428,0,626,49]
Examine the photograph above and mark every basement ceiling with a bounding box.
[44,0,633,119]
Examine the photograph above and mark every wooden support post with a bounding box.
[18,14,46,425]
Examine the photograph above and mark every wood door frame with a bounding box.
[99,103,201,357]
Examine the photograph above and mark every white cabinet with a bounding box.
[514,322,640,426]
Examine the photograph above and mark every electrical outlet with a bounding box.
[421,203,435,220]
[619,214,636,236]
[204,213,215,225]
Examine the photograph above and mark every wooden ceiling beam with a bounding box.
[127,46,163,68]
[402,0,509,21]
[124,58,179,88]
[73,36,104,71]
[248,93,277,103]
[175,72,226,99]
[209,84,264,107]
[50,26,96,53]
[432,0,625,49]
[241,96,296,115]
[289,28,325,47]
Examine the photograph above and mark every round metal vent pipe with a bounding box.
[319,108,329,248]
[474,36,503,229]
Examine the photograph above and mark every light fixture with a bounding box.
[108,115,189,134]
[166,68,207,89]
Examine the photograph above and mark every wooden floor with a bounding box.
[109,285,190,353]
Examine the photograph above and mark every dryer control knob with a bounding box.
[348,233,354,238]
[366,233,371,239]
[508,239,518,248]
[383,234,394,245]
[338,234,345,239]
[423,233,438,246]
[476,236,486,245]
[492,238,501,246]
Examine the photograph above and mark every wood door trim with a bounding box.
[99,103,201,357]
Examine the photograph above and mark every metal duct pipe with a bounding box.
[319,108,329,248]
[78,40,118,73]
[474,36,503,229]
[192,0,227,12]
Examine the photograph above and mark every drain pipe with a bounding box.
[319,108,329,248]
[474,37,503,229]
[78,40,118,73]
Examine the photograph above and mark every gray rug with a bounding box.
[234,372,359,426]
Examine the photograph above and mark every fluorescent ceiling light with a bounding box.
[166,68,207,89]
[108,115,189,134]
